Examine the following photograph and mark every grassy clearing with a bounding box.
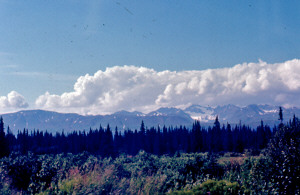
[217,152,261,165]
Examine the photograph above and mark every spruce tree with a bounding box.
[279,106,283,124]
[267,120,300,194]
[0,117,9,157]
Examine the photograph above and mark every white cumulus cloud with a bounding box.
[0,91,29,111]
[35,59,300,115]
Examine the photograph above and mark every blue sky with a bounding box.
[1,0,300,114]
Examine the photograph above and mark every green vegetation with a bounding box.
[0,137,299,194]
[170,180,241,195]
[0,109,299,194]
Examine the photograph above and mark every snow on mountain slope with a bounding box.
[185,104,299,127]
[1,104,299,134]
[184,105,215,122]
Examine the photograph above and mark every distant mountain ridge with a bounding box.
[1,104,299,134]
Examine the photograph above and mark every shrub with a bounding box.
[169,179,242,195]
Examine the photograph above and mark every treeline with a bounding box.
[0,115,299,194]
[0,116,273,157]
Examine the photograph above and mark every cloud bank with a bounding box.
[35,59,300,115]
[0,91,29,112]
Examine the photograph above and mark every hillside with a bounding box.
[1,104,298,133]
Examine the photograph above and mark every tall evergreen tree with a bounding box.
[6,125,16,154]
[279,106,283,124]
[211,116,222,152]
[267,119,300,194]
[139,120,146,151]
[0,117,9,157]
[103,124,114,157]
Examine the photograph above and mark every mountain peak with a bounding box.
[1,104,298,134]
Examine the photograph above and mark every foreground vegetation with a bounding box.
[0,147,298,194]
[0,108,299,194]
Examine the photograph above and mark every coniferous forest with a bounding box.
[0,108,299,194]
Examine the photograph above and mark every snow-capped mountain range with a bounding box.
[1,104,298,134]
